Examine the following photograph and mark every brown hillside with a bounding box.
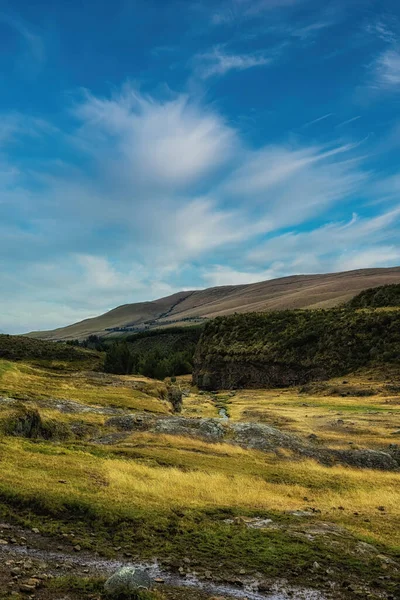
[28,266,400,340]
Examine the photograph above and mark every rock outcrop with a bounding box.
[192,310,400,390]
[193,359,327,391]
[105,413,399,471]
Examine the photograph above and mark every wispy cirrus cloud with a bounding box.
[365,18,398,44]
[0,13,45,75]
[336,116,361,128]
[371,48,400,90]
[0,83,397,332]
[211,0,304,24]
[300,113,333,129]
[248,208,400,275]
[365,16,400,93]
[194,46,272,78]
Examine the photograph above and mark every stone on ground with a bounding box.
[104,566,151,597]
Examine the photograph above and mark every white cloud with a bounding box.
[371,48,400,90]
[248,208,400,274]
[202,264,283,286]
[194,47,272,78]
[0,85,397,332]
[338,247,400,272]
[0,255,178,334]
[74,87,237,186]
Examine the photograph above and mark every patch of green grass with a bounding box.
[48,575,163,600]
[0,497,395,594]
[323,404,396,413]
[0,360,14,377]
[49,575,106,595]
[0,334,102,369]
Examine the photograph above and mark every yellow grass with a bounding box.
[206,383,400,450]
[0,435,398,548]
[0,360,169,413]
[1,362,399,552]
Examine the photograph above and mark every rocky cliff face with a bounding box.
[192,309,400,391]
[193,358,327,390]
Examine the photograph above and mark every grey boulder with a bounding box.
[104,566,151,597]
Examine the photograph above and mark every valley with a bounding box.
[0,356,399,599]
[1,285,400,600]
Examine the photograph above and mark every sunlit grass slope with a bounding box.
[0,359,169,413]
[0,432,399,550]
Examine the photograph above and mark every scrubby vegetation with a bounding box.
[347,283,400,308]
[0,334,101,370]
[198,308,400,369]
[194,308,400,389]
[102,327,202,379]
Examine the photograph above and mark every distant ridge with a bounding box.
[28,266,400,341]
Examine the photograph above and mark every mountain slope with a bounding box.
[28,266,400,340]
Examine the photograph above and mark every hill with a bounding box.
[193,308,400,390]
[28,266,400,340]
[0,334,102,370]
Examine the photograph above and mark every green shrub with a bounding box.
[347,284,400,308]
[167,385,183,413]
[0,334,101,369]
[195,308,400,380]
[102,327,202,379]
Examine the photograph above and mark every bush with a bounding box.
[167,385,183,413]
[347,284,400,308]
[104,343,135,375]
[102,328,200,379]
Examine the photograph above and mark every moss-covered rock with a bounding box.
[2,404,70,440]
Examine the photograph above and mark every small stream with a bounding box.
[219,408,229,421]
[0,543,328,600]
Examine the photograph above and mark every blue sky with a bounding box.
[1,0,400,333]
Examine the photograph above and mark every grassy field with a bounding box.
[0,358,399,598]
[0,433,398,548]
[0,359,169,413]
[182,370,400,450]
